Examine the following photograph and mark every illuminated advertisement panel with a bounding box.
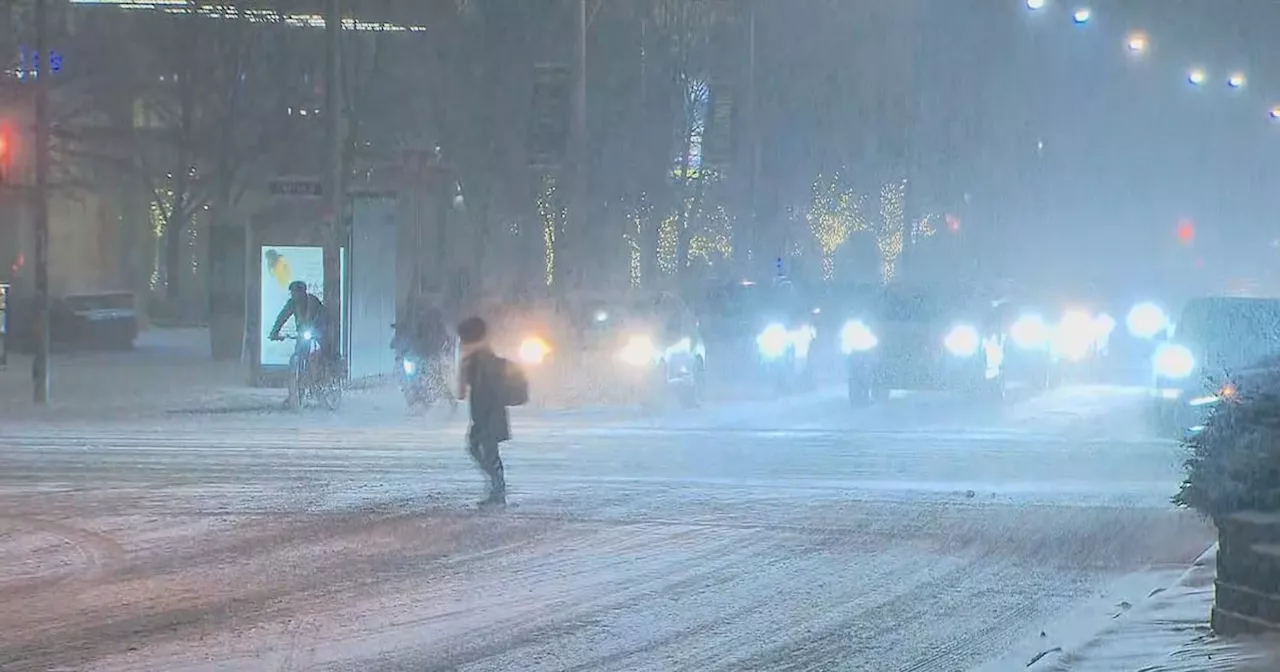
[259,246,346,367]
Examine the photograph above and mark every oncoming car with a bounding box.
[1150,296,1280,437]
[841,289,1006,405]
[698,279,816,395]
[500,292,706,409]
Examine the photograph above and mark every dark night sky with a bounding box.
[752,0,1280,294]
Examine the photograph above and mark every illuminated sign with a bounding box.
[259,246,346,367]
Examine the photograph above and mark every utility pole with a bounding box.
[746,0,760,277]
[324,0,344,360]
[32,0,50,404]
[567,0,588,291]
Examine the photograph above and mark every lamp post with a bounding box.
[32,0,50,404]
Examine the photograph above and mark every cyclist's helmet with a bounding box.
[288,280,307,293]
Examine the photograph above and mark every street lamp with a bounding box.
[1228,72,1247,89]
[1188,67,1207,86]
[1026,0,1046,10]
[1270,105,1280,120]
[1073,7,1091,24]
[1125,31,1149,54]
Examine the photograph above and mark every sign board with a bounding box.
[259,246,346,367]
[268,179,324,197]
[703,81,735,173]
[528,64,571,168]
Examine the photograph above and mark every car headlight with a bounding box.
[1009,314,1048,350]
[1154,343,1195,379]
[402,359,417,375]
[840,320,878,354]
[518,336,550,365]
[944,324,980,357]
[618,334,658,366]
[756,323,790,359]
[1055,309,1096,361]
[1126,302,1168,339]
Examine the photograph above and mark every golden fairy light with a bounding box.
[912,213,938,244]
[623,194,652,288]
[657,212,679,276]
[877,178,907,284]
[689,203,733,267]
[807,173,866,281]
[536,175,559,286]
[148,187,174,290]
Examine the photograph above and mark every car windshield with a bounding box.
[705,282,798,319]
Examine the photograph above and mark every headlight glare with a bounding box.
[944,324,981,357]
[757,323,790,358]
[1154,343,1195,379]
[1009,314,1048,350]
[618,335,658,366]
[1126,302,1168,339]
[518,336,550,365]
[840,320,878,354]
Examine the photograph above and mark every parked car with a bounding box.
[6,291,139,351]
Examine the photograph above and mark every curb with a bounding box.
[1022,541,1221,671]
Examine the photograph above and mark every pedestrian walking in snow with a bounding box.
[456,316,522,506]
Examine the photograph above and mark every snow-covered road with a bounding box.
[0,385,1214,671]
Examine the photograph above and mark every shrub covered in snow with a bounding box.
[1176,371,1280,523]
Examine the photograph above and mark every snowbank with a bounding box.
[1027,546,1280,671]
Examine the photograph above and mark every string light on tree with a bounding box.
[623,193,652,288]
[536,175,559,287]
[911,213,939,244]
[877,179,907,284]
[689,203,733,267]
[657,213,679,276]
[806,172,865,281]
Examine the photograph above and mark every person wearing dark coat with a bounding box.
[456,316,510,506]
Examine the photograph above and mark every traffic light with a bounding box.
[1177,219,1196,245]
[0,122,11,185]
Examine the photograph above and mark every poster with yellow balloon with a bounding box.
[259,246,346,367]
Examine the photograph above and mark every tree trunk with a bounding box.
[675,123,694,285]
[163,213,185,309]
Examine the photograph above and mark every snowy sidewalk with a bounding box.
[0,328,278,420]
[1026,545,1280,671]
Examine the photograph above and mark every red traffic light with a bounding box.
[1177,219,1195,245]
